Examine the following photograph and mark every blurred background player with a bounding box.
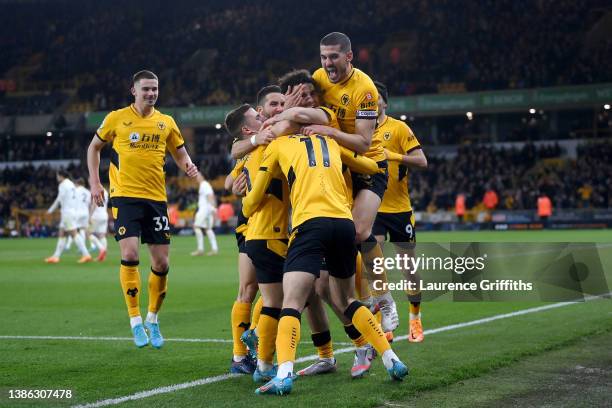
[87,70,198,349]
[191,172,218,256]
[89,185,109,261]
[45,170,92,264]
[372,81,428,343]
[65,177,91,252]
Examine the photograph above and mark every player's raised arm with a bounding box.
[241,143,280,218]
[339,145,380,175]
[87,135,107,207]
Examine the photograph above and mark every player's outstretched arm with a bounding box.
[339,145,379,174]
[87,135,106,207]
[48,195,60,213]
[302,117,374,154]
[384,148,427,169]
[171,146,198,178]
[231,129,275,160]
[262,107,330,128]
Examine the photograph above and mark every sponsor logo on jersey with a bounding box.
[123,121,132,127]
[129,132,140,142]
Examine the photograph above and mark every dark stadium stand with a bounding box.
[0,0,611,112]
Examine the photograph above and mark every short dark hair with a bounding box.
[278,69,316,94]
[75,177,85,186]
[132,70,158,85]
[224,104,251,139]
[320,32,351,53]
[374,81,388,103]
[256,85,282,107]
[57,169,70,179]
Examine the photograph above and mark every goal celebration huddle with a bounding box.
[86,32,428,396]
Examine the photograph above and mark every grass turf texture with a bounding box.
[0,230,610,407]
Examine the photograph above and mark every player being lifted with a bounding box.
[191,172,218,256]
[372,81,428,342]
[242,130,408,396]
[309,32,400,333]
[87,70,198,348]
[45,170,93,264]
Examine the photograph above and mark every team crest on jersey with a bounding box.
[384,132,391,141]
[157,121,166,130]
[118,226,126,235]
[129,132,140,142]
[341,94,350,106]
[365,92,373,100]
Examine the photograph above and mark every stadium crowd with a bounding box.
[2,141,611,235]
[1,0,611,113]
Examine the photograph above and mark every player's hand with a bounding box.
[261,115,282,130]
[301,124,335,137]
[232,173,248,196]
[185,162,198,178]
[90,181,105,207]
[255,129,276,145]
[283,84,305,110]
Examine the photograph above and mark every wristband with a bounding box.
[250,135,257,146]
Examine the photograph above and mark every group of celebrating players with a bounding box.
[223,32,428,395]
[81,31,427,396]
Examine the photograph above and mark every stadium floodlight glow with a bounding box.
[529,108,536,114]
[605,104,611,110]
[466,112,473,120]
[400,114,407,121]
[46,131,53,137]
[215,123,222,129]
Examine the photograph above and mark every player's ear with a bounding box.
[346,50,353,63]
[130,86,136,97]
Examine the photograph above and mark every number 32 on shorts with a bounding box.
[153,216,170,231]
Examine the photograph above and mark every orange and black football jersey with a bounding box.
[96,104,184,202]
[313,67,385,162]
[377,116,421,213]
[242,134,380,229]
[234,146,289,240]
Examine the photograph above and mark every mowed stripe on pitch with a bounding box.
[71,294,610,408]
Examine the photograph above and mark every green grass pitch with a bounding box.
[0,229,611,407]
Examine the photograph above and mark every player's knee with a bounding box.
[151,258,169,273]
[122,250,139,262]
[355,225,372,243]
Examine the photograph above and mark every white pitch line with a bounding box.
[72,292,611,408]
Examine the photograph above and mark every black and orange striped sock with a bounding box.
[312,330,334,359]
[345,301,390,355]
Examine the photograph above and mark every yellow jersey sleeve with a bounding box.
[230,160,245,179]
[96,111,119,142]
[339,146,379,175]
[354,81,378,121]
[242,143,279,218]
[166,116,185,152]
[401,124,421,154]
